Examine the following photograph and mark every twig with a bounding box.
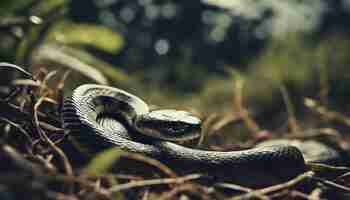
[108,174,202,193]
[305,98,350,127]
[209,113,241,135]
[120,152,178,178]
[214,182,253,193]
[284,128,341,140]
[279,84,299,133]
[3,87,22,102]
[1,144,43,176]
[52,174,111,199]
[13,79,42,87]
[39,121,64,132]
[57,70,71,91]
[40,70,58,94]
[307,163,350,174]
[229,171,314,200]
[311,177,350,193]
[27,154,57,174]
[289,190,312,199]
[158,183,211,200]
[0,117,33,145]
[107,174,144,181]
[33,95,73,182]
[0,62,34,79]
[308,188,322,200]
[56,70,71,113]
[141,189,150,200]
[198,113,219,147]
[233,78,260,134]
[336,171,350,181]
[316,63,329,107]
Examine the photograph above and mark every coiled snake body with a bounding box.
[62,84,337,186]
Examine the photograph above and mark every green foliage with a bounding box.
[84,148,127,200]
[0,0,68,16]
[48,21,125,54]
[31,0,68,15]
[35,44,130,84]
[227,34,350,110]
[84,148,126,176]
[5,0,126,85]
[251,34,314,84]
[250,34,350,85]
[0,0,35,16]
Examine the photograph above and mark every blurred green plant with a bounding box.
[84,148,126,199]
[31,0,67,16]
[3,0,350,117]
[0,0,35,16]
[47,22,124,54]
[84,148,126,176]
[232,33,350,112]
[3,0,128,86]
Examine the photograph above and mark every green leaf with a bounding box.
[84,148,126,176]
[35,44,109,85]
[35,44,131,85]
[31,0,68,16]
[49,21,125,54]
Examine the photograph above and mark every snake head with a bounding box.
[134,109,202,141]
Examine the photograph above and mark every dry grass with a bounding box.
[0,63,349,200]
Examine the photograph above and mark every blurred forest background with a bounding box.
[1,0,350,143]
[1,0,350,199]
[1,0,350,117]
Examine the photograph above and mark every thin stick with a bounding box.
[311,177,350,192]
[0,117,33,145]
[233,78,260,133]
[214,182,253,193]
[198,113,219,147]
[33,96,73,178]
[120,152,178,178]
[0,62,34,79]
[109,174,202,193]
[305,98,350,127]
[279,84,299,133]
[158,183,211,200]
[230,171,314,200]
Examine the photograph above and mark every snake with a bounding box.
[62,84,339,186]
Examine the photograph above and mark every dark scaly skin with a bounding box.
[62,84,308,186]
[256,139,340,165]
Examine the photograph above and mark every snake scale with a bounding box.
[62,84,339,186]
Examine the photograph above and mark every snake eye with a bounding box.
[135,110,201,141]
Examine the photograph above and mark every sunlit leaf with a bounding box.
[31,0,68,16]
[58,45,130,83]
[84,148,126,176]
[49,21,124,54]
[85,148,127,200]
[35,44,109,84]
